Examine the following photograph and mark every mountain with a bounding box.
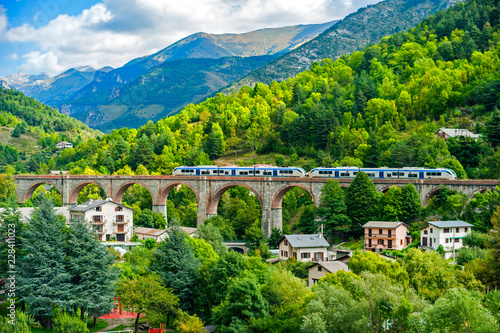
[58,21,338,130]
[64,55,277,132]
[0,67,114,107]
[223,0,459,93]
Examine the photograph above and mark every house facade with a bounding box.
[278,234,330,262]
[308,261,349,287]
[420,221,473,258]
[55,141,73,149]
[69,198,134,242]
[435,128,481,141]
[363,221,412,252]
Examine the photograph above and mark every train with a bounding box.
[172,166,457,180]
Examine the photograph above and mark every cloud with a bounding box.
[2,0,381,75]
[8,53,18,60]
[0,5,7,35]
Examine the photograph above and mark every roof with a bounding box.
[435,128,481,138]
[69,198,133,212]
[362,221,408,229]
[134,227,168,236]
[426,221,474,228]
[281,234,330,248]
[309,260,349,273]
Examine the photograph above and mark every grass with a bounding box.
[28,318,110,333]
[337,239,364,250]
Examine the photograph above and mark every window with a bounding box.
[455,238,460,243]
[400,239,403,245]
[340,172,349,177]
[284,240,288,246]
[284,251,288,257]
[115,206,123,212]
[117,224,124,232]
[377,239,384,245]
[446,238,449,243]
[255,171,260,174]
[444,228,450,233]
[409,173,418,178]
[117,234,125,242]
[424,230,428,234]
[263,171,272,176]
[456,228,460,233]
[430,228,433,233]
[201,171,209,175]
[465,228,468,232]
[301,252,310,259]
[318,266,323,272]
[379,229,382,235]
[116,215,124,222]
[368,239,372,247]
[312,279,319,285]
[213,170,218,174]
[367,173,376,177]
[95,206,102,212]
[93,215,102,222]
[368,228,372,236]
[281,250,283,256]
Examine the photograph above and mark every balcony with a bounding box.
[113,227,129,234]
[94,228,107,234]
[113,219,130,225]
[365,243,393,250]
[365,233,396,239]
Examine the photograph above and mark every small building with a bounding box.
[308,261,349,287]
[134,227,169,242]
[334,249,353,264]
[55,141,73,149]
[278,234,330,262]
[363,221,412,253]
[49,170,68,175]
[435,128,481,141]
[420,221,473,259]
[69,198,134,242]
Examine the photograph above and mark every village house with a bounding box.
[55,141,73,149]
[69,198,134,242]
[434,128,481,141]
[420,220,474,259]
[308,261,349,287]
[278,234,330,262]
[363,221,412,252]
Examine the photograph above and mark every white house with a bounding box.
[435,128,481,141]
[420,220,474,259]
[55,141,73,149]
[69,198,134,242]
[278,234,330,262]
[308,261,349,287]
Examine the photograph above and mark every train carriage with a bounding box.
[309,167,456,180]
[172,166,306,178]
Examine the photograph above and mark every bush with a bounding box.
[0,310,40,333]
[456,246,488,265]
[52,311,88,333]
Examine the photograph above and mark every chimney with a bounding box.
[89,199,93,204]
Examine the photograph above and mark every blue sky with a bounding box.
[0,0,380,77]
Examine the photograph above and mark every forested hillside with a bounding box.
[33,0,500,182]
[0,88,97,172]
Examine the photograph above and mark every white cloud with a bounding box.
[8,53,18,60]
[2,0,381,75]
[0,5,7,35]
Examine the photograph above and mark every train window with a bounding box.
[319,171,324,175]
[225,171,229,175]
[353,172,358,175]
[392,172,398,176]
[241,172,248,175]
[409,174,417,178]
[213,170,218,174]
[340,172,349,177]
[328,171,333,175]
[367,173,375,177]
[437,172,441,176]
[264,171,272,176]
[255,171,260,174]
[201,171,209,175]
[387,173,391,177]
[181,169,185,173]
[190,170,194,173]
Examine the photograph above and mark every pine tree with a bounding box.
[316,180,351,239]
[364,131,380,167]
[346,171,377,229]
[152,227,201,311]
[0,207,24,277]
[65,217,119,324]
[400,184,422,222]
[205,123,226,159]
[485,108,500,147]
[129,134,154,169]
[17,197,71,329]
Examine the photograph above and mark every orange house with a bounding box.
[363,221,412,252]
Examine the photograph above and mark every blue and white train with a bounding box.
[309,167,457,180]
[172,165,307,177]
[172,166,457,180]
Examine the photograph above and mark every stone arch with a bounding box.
[422,186,443,207]
[378,185,401,194]
[467,187,498,202]
[21,181,62,203]
[208,183,262,216]
[68,181,110,204]
[113,181,155,204]
[157,182,199,206]
[272,184,317,209]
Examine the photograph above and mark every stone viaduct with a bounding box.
[13,175,500,237]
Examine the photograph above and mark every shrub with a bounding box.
[52,311,88,333]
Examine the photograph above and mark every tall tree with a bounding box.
[400,184,422,222]
[205,122,226,159]
[65,217,119,323]
[129,134,154,169]
[485,108,500,147]
[17,197,71,329]
[152,227,201,311]
[364,131,380,167]
[197,221,228,255]
[346,172,377,229]
[315,180,351,239]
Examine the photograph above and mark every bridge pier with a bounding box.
[152,204,167,221]
[271,208,282,232]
